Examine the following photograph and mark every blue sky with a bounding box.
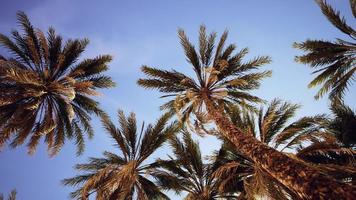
[0,0,355,199]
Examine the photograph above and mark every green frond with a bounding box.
[27,130,42,155]
[0,33,30,66]
[72,121,85,155]
[100,112,130,159]
[296,142,355,166]
[213,29,229,66]
[153,170,186,194]
[273,115,327,149]
[295,0,356,100]
[117,110,137,159]
[329,67,356,100]
[87,75,115,88]
[47,27,63,72]
[70,54,112,78]
[140,65,197,90]
[138,175,171,200]
[226,70,272,90]
[315,0,355,37]
[220,44,236,61]
[329,102,356,147]
[2,66,41,86]
[307,60,340,88]
[16,11,43,68]
[139,113,178,161]
[183,131,204,177]
[227,90,265,104]
[8,112,37,149]
[53,39,89,79]
[178,28,202,82]
[236,56,272,73]
[62,173,95,187]
[198,25,216,66]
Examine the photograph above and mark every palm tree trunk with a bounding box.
[204,98,356,199]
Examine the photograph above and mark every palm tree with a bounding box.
[0,12,115,155]
[214,100,356,199]
[154,131,240,200]
[0,190,16,200]
[139,25,271,128]
[295,102,356,185]
[213,142,295,200]
[327,102,356,147]
[294,0,356,101]
[210,145,251,200]
[138,26,356,198]
[63,111,178,200]
[213,99,329,199]
[296,142,356,186]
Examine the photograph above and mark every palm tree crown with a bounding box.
[138,25,271,128]
[0,190,16,200]
[328,102,356,147]
[294,0,356,101]
[0,12,115,155]
[154,131,239,200]
[63,111,178,200]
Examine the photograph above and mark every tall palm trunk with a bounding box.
[204,98,355,199]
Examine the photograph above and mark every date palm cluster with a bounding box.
[0,0,355,199]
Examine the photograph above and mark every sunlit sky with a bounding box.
[0,0,355,199]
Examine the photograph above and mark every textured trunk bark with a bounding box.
[204,99,356,199]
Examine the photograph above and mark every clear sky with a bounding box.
[0,0,355,199]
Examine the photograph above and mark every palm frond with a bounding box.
[329,102,356,147]
[139,113,178,162]
[296,142,355,165]
[294,0,356,100]
[315,0,355,37]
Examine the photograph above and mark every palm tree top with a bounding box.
[154,130,240,199]
[328,102,356,147]
[138,25,271,127]
[0,11,115,155]
[0,190,16,200]
[294,0,356,101]
[63,110,178,200]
